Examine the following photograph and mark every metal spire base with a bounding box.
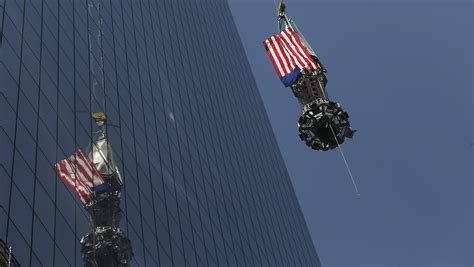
[80,191,133,267]
[81,227,132,267]
[298,98,355,151]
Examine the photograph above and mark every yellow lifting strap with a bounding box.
[92,112,107,123]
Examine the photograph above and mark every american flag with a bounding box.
[263,27,319,86]
[53,149,105,204]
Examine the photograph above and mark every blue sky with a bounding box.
[228,0,472,265]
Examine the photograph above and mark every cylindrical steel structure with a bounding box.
[80,191,133,267]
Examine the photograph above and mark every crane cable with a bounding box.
[97,0,106,114]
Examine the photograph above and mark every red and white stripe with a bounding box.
[68,149,104,188]
[263,27,319,78]
[54,159,91,204]
[53,149,104,204]
[263,34,294,78]
[281,28,318,71]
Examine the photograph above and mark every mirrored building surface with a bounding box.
[0,0,320,265]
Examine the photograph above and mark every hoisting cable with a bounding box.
[96,0,112,176]
[87,1,98,113]
[97,0,106,115]
[329,124,360,196]
[86,0,98,265]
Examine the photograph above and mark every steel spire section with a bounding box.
[80,113,133,266]
[264,3,356,151]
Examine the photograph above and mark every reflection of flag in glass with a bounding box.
[53,149,109,204]
[263,28,319,87]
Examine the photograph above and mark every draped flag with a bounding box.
[53,149,110,204]
[263,27,319,87]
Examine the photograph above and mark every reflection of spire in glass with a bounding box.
[88,112,123,188]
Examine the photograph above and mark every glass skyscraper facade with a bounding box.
[0,0,320,266]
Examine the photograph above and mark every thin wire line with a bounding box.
[87,1,97,112]
[329,125,360,196]
[94,0,115,183]
[97,0,106,117]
